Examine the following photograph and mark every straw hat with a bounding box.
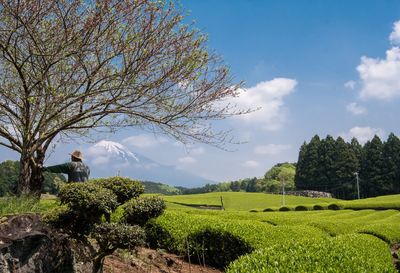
[70,150,84,161]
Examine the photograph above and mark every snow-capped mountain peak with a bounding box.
[87,139,214,187]
[93,140,139,162]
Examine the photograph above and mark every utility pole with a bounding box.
[354,172,360,199]
[281,178,286,206]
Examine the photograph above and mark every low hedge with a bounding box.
[226,234,396,273]
[357,223,400,244]
[295,205,309,211]
[278,206,291,211]
[145,211,326,268]
[313,204,325,210]
[327,203,344,210]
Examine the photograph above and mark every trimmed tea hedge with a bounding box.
[226,234,396,273]
[146,210,327,268]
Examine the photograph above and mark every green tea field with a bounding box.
[162,192,400,211]
[151,192,400,272]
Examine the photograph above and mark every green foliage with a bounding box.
[295,133,400,199]
[93,222,146,251]
[142,181,181,195]
[279,206,291,211]
[123,196,165,226]
[263,162,296,192]
[188,228,253,268]
[357,223,400,244]
[0,160,19,195]
[226,234,396,273]
[146,210,327,268]
[59,183,118,215]
[0,196,40,216]
[148,200,400,269]
[361,136,386,197]
[295,205,309,211]
[263,208,275,212]
[327,203,343,210]
[48,178,165,272]
[383,133,400,194]
[0,160,65,196]
[43,206,95,236]
[163,192,336,211]
[313,204,325,210]
[296,135,320,191]
[91,176,144,204]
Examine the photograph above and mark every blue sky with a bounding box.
[3,1,400,184]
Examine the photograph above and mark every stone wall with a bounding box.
[285,190,332,198]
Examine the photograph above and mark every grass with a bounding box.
[163,192,337,211]
[163,192,400,211]
[0,195,59,217]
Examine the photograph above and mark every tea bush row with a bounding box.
[146,210,327,268]
[226,233,396,273]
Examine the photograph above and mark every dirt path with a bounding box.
[392,243,400,272]
[104,247,223,273]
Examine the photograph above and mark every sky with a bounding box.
[3,0,400,184]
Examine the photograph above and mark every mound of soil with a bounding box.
[104,247,222,273]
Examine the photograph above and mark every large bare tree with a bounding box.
[0,0,245,196]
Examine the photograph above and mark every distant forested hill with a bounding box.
[296,133,400,199]
[141,181,181,195]
[0,160,66,196]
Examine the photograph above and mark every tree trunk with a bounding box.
[92,254,106,273]
[17,148,45,197]
[92,248,115,273]
[18,151,32,196]
[30,151,45,197]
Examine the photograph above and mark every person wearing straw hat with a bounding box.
[44,150,90,183]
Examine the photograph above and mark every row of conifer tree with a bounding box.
[295,133,400,199]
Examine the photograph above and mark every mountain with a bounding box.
[86,140,215,188]
[141,181,181,195]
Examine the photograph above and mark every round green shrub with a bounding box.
[327,203,343,210]
[122,196,166,226]
[313,205,325,210]
[145,220,175,251]
[93,222,146,251]
[43,206,94,236]
[263,208,274,212]
[59,183,118,215]
[187,228,253,269]
[295,205,308,211]
[91,177,144,204]
[279,206,291,211]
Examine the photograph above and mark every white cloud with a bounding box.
[346,102,367,115]
[344,80,356,90]
[389,21,400,45]
[232,78,297,131]
[242,160,260,168]
[254,144,291,155]
[356,21,400,100]
[178,156,196,164]
[123,134,168,149]
[341,126,385,144]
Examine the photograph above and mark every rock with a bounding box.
[0,214,81,273]
[285,190,333,198]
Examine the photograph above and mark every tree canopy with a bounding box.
[295,134,400,199]
[0,0,246,195]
